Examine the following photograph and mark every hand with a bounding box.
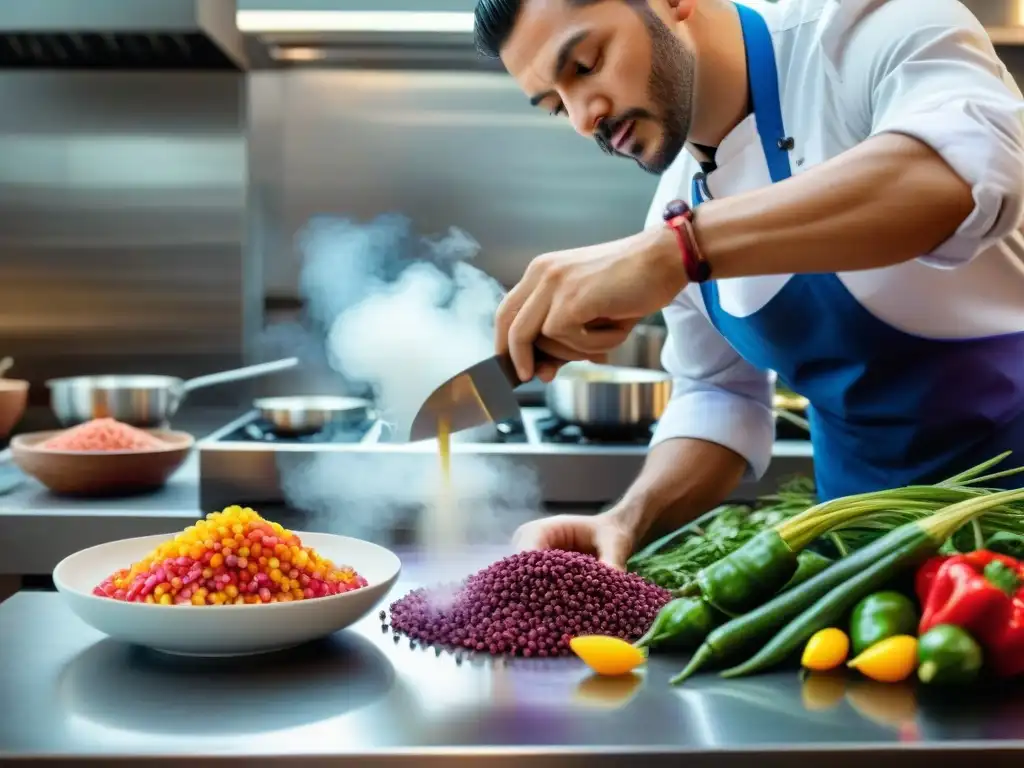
[512,510,637,571]
[496,226,686,382]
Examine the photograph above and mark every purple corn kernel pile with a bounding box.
[388,549,672,657]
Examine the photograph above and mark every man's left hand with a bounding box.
[495,225,687,382]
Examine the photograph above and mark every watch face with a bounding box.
[663,199,690,221]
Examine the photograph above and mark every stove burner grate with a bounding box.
[535,416,654,446]
[217,417,530,446]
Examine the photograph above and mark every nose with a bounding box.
[567,92,610,138]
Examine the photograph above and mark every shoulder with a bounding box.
[764,0,989,79]
[820,0,990,69]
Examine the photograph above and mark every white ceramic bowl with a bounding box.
[53,532,401,657]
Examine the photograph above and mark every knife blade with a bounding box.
[408,353,524,442]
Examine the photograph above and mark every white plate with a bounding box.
[53,531,401,657]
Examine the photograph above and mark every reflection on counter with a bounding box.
[573,672,645,711]
[56,635,394,738]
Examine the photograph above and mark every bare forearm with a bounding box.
[611,437,748,545]
[691,133,975,277]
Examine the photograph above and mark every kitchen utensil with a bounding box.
[10,429,194,496]
[253,395,373,435]
[545,362,672,436]
[0,356,13,377]
[53,532,401,656]
[0,378,28,438]
[409,353,525,442]
[47,357,300,428]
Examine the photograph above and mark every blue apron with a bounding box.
[691,4,1024,501]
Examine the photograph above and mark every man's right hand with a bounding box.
[512,509,636,571]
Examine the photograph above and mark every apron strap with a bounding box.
[692,4,792,207]
[734,3,793,185]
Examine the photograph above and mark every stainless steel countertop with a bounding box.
[2,551,1024,767]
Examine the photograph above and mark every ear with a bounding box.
[663,0,697,22]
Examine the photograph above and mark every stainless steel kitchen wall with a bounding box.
[249,69,658,298]
[250,44,1024,299]
[0,72,249,403]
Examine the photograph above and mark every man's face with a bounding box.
[501,0,696,175]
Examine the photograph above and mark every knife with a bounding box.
[408,352,527,442]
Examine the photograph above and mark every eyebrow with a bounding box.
[527,29,590,107]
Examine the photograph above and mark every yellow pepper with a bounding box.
[847,635,918,683]
[569,635,647,676]
[801,627,850,671]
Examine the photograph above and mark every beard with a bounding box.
[595,5,695,175]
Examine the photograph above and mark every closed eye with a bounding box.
[551,103,565,117]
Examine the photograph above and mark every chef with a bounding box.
[474,0,1024,568]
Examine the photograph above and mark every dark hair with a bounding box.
[474,0,604,58]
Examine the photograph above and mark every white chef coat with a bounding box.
[646,0,1024,479]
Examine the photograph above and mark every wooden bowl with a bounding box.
[10,429,194,497]
[0,379,28,439]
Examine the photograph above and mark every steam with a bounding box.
[274,214,540,556]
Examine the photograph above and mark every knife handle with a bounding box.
[497,349,559,386]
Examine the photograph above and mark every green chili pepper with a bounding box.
[696,529,800,616]
[716,490,1024,680]
[917,624,984,685]
[635,597,720,651]
[671,525,924,685]
[781,550,834,592]
[849,591,918,656]
[670,489,1024,684]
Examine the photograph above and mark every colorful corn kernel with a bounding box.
[91,506,368,606]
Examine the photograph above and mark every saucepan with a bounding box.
[545,362,673,438]
[253,395,374,435]
[47,358,300,428]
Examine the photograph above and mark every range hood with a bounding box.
[237,0,1024,68]
[0,0,248,70]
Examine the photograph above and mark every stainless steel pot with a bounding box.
[607,325,668,370]
[545,363,672,435]
[47,358,299,428]
[254,395,373,434]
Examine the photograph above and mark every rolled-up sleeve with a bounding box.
[650,291,775,479]
[835,0,1024,267]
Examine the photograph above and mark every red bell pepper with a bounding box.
[914,555,946,605]
[917,550,1024,678]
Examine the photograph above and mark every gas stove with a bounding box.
[198,407,814,511]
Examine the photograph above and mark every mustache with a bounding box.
[595,108,655,155]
